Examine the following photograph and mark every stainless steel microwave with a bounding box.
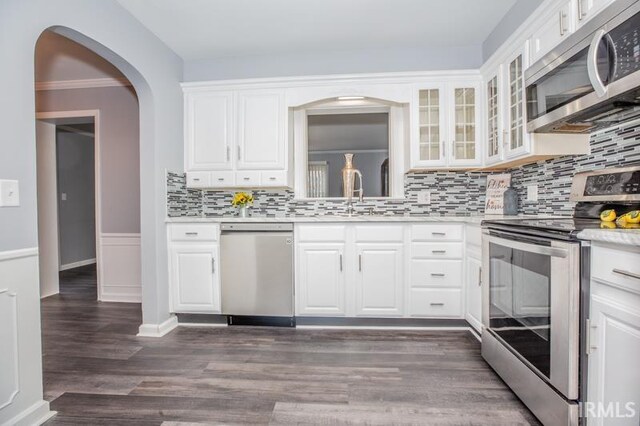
[525,0,640,133]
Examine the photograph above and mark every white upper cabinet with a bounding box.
[485,70,502,164]
[410,81,481,169]
[530,1,574,65]
[504,48,529,159]
[237,90,285,170]
[449,84,481,167]
[185,91,234,171]
[577,0,616,27]
[183,87,289,188]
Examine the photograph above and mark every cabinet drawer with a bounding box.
[186,172,210,188]
[410,259,463,288]
[170,224,219,242]
[355,225,404,243]
[261,170,287,186]
[411,242,463,259]
[411,224,463,241]
[408,288,463,318]
[210,171,235,187]
[296,225,346,242]
[592,243,640,292]
[235,171,260,187]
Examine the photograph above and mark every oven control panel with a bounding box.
[570,165,640,202]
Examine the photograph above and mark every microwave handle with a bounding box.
[587,29,609,98]
[485,234,568,258]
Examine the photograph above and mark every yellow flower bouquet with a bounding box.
[231,192,254,207]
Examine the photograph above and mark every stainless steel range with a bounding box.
[481,165,640,426]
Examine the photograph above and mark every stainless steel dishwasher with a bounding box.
[220,223,294,326]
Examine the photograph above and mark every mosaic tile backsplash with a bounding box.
[167,120,640,218]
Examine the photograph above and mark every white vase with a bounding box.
[239,206,249,218]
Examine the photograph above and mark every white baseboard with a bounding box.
[2,400,55,426]
[137,315,178,338]
[295,325,471,331]
[99,233,141,303]
[59,258,96,271]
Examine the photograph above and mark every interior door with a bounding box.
[355,243,404,316]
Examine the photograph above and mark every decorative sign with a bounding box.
[485,173,512,215]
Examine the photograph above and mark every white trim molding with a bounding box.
[138,315,179,338]
[59,258,96,272]
[35,77,131,91]
[99,233,141,303]
[1,400,55,426]
[0,289,19,411]
[0,248,38,262]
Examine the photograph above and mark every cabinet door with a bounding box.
[577,0,615,27]
[170,244,220,313]
[504,49,529,158]
[448,83,481,166]
[296,243,346,316]
[355,243,404,316]
[237,89,285,170]
[465,255,482,333]
[486,71,502,164]
[185,91,234,171]
[587,295,640,426]
[530,1,573,64]
[411,85,446,168]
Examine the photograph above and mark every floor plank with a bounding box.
[43,264,540,425]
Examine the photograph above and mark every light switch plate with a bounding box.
[527,185,538,202]
[0,180,20,207]
[417,190,431,204]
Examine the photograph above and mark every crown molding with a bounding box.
[35,77,131,91]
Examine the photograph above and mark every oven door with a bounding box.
[482,230,581,400]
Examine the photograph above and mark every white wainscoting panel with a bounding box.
[99,234,141,303]
[0,289,19,410]
[0,248,54,426]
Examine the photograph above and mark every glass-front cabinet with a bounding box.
[411,81,481,169]
[486,71,501,164]
[504,49,529,158]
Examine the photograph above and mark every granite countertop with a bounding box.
[165,214,554,225]
[577,229,640,246]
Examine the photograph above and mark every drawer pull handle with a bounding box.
[430,302,445,306]
[269,177,276,180]
[432,250,446,254]
[432,232,446,236]
[612,268,640,281]
[243,177,250,181]
[431,273,445,277]
[218,178,225,181]
[193,178,200,182]
[339,254,343,272]
[359,254,362,272]
[185,232,198,236]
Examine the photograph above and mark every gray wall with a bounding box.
[56,127,96,266]
[36,85,141,233]
[482,0,543,62]
[309,151,388,198]
[0,0,183,337]
[184,45,482,81]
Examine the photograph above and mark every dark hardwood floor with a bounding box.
[42,264,540,425]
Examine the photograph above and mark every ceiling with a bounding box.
[117,0,519,61]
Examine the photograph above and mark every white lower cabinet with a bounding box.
[295,223,467,319]
[465,254,482,332]
[168,223,221,314]
[296,243,346,316]
[587,243,640,426]
[170,244,221,313]
[355,243,404,316]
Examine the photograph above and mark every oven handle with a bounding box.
[485,234,568,258]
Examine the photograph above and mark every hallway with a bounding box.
[41,266,539,425]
